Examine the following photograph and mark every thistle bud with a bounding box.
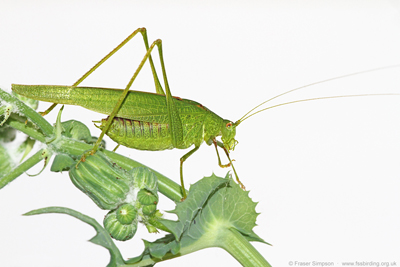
[69,157,163,240]
[69,151,133,210]
[142,204,157,215]
[137,189,158,206]
[116,203,137,225]
[103,209,138,241]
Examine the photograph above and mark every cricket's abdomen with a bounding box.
[102,117,175,151]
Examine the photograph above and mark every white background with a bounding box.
[1,1,400,266]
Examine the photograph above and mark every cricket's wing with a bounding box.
[12,84,213,125]
[67,87,212,125]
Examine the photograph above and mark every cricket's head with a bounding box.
[221,120,238,151]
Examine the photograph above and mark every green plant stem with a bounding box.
[125,228,270,267]
[0,148,45,189]
[6,117,47,143]
[0,89,53,137]
[220,228,271,267]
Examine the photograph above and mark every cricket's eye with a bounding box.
[226,122,233,129]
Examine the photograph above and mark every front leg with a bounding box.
[214,139,245,190]
[212,139,231,168]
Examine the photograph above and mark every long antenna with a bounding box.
[237,64,400,123]
[237,93,400,124]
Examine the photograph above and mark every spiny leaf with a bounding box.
[160,173,228,240]
[130,174,268,262]
[198,176,266,243]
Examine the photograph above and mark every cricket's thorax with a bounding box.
[178,101,224,148]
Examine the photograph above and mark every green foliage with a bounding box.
[20,174,268,266]
[127,174,270,266]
